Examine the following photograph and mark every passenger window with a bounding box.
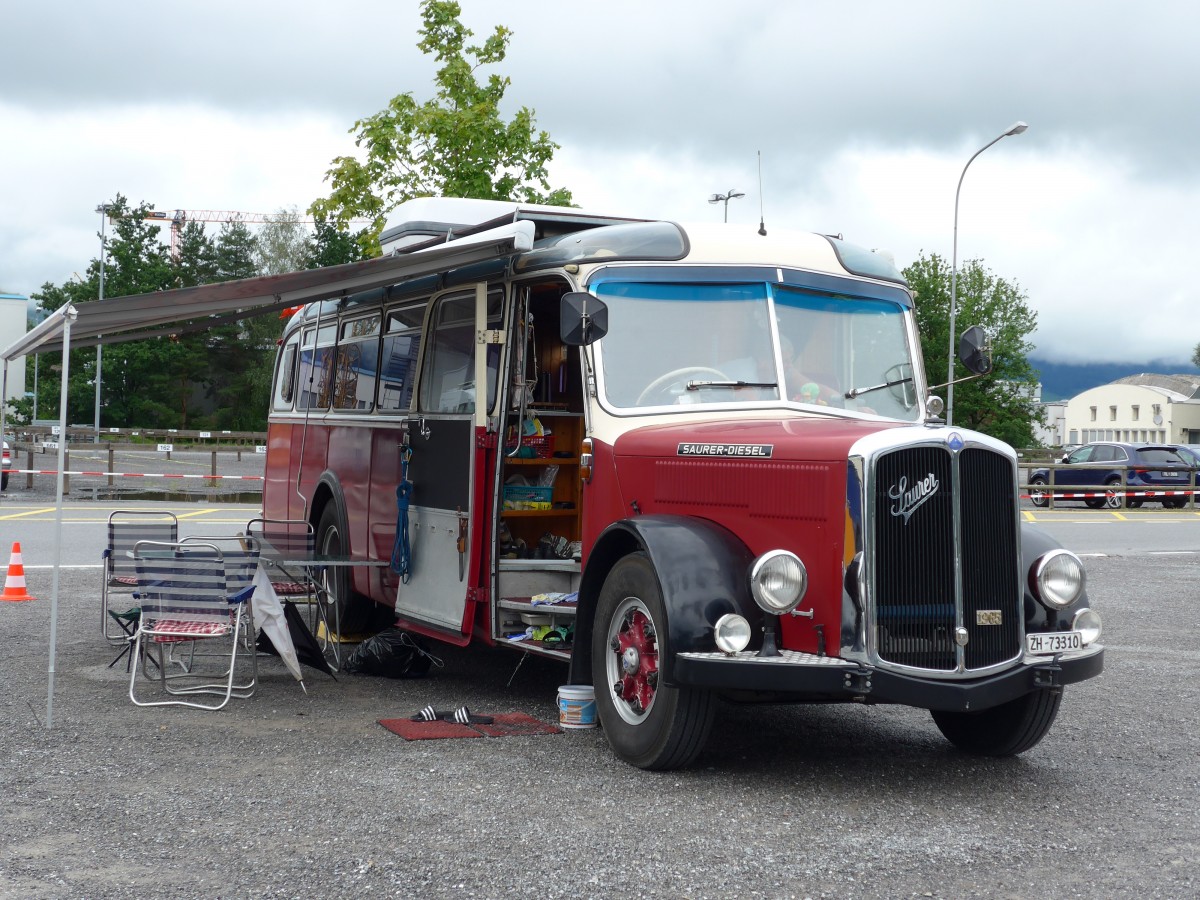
[377,305,426,413]
[273,339,299,410]
[297,325,337,410]
[331,315,381,411]
[418,289,503,414]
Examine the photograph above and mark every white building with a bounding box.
[0,293,28,414]
[1063,374,1200,446]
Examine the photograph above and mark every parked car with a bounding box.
[1028,442,1197,509]
[1,439,10,491]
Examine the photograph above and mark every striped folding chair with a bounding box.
[102,511,178,644]
[129,540,257,711]
[245,518,341,661]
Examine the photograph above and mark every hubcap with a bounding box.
[605,596,659,725]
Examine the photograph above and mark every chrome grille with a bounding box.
[871,444,1020,672]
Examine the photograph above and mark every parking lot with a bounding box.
[0,497,1197,898]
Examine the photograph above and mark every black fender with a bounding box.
[1020,521,1092,631]
[568,514,759,686]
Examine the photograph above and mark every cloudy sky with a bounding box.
[2,1,1196,366]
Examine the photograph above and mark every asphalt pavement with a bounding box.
[0,473,1197,897]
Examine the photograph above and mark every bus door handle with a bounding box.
[406,417,431,441]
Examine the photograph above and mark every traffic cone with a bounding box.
[2,542,35,602]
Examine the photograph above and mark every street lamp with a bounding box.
[94,203,112,443]
[946,121,1028,426]
[708,189,745,223]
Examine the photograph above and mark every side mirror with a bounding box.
[958,325,992,376]
[560,292,609,346]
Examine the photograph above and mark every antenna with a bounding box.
[757,151,767,236]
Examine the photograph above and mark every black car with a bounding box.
[1029,442,1196,509]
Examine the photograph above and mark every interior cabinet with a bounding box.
[499,410,582,548]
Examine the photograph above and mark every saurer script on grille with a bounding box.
[887,473,939,523]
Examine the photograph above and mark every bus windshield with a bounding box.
[594,281,920,419]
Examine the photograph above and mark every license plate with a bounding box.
[1026,632,1082,655]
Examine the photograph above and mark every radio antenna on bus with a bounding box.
[757,150,768,237]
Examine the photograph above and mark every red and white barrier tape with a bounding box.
[10,469,263,481]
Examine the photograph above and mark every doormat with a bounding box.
[379,712,561,741]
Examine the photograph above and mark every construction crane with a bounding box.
[139,209,310,259]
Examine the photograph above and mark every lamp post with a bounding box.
[946,121,1028,426]
[708,189,745,223]
[94,203,112,443]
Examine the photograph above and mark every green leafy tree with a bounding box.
[905,252,1045,448]
[310,0,573,255]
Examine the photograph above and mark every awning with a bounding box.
[1,220,535,360]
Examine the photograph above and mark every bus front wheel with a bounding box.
[591,552,714,770]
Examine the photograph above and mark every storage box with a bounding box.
[505,435,553,458]
[502,484,554,510]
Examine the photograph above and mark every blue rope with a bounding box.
[391,449,413,582]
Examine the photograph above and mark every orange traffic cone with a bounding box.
[2,542,35,602]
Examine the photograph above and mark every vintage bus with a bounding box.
[263,197,1103,769]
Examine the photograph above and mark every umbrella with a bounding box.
[261,600,336,680]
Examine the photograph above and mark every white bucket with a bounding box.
[557,685,597,729]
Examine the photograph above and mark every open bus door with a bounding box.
[396,283,500,639]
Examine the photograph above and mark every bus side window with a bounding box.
[298,322,337,409]
[332,315,381,411]
[418,290,502,414]
[377,305,426,413]
[273,339,299,410]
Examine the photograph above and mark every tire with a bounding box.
[315,503,374,636]
[1102,479,1125,510]
[0,472,7,491]
[1163,497,1186,510]
[931,688,1063,756]
[591,553,715,770]
[1028,477,1049,508]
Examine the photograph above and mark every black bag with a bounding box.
[342,627,441,679]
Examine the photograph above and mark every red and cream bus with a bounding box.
[263,197,1103,769]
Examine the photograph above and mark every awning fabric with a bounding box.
[1,221,535,360]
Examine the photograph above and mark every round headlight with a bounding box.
[1072,608,1103,645]
[1032,549,1086,610]
[750,550,808,614]
[714,614,752,655]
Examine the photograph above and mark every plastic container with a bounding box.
[557,684,597,729]
[503,485,554,509]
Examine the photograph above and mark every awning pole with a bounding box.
[46,306,76,728]
[0,358,8,507]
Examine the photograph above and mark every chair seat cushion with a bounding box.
[271,581,311,595]
[146,619,231,642]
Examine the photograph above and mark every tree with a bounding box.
[255,208,312,276]
[310,0,573,255]
[904,253,1045,448]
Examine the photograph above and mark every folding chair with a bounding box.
[102,511,179,644]
[128,540,257,711]
[246,517,342,666]
[171,535,263,669]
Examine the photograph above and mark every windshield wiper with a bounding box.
[844,375,913,400]
[686,380,778,391]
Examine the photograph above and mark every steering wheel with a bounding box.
[636,366,732,406]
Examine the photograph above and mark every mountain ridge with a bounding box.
[1030,357,1200,402]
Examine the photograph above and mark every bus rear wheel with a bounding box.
[591,553,714,770]
[316,504,374,636]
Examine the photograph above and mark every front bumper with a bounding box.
[673,646,1104,712]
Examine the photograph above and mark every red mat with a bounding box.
[379,712,561,741]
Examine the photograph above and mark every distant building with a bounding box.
[1063,374,1200,446]
[0,293,29,414]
